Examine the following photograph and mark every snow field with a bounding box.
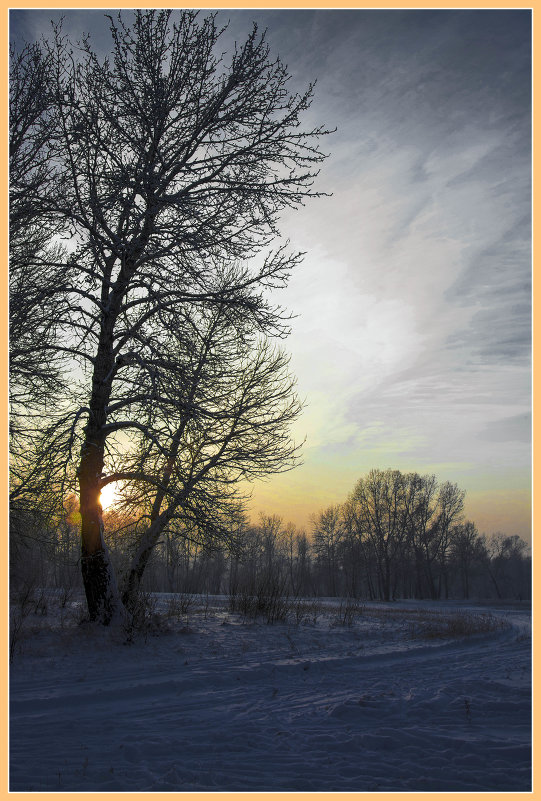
[10,595,531,792]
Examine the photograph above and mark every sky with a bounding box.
[10,9,532,541]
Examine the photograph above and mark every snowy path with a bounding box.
[10,598,531,791]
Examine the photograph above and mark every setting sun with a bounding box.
[99,483,117,511]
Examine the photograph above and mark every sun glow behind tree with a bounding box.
[99,483,118,512]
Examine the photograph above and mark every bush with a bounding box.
[229,570,290,623]
[291,598,321,625]
[408,610,508,639]
[332,598,364,627]
[123,591,165,643]
[166,592,195,621]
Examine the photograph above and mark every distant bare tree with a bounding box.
[401,473,439,598]
[486,533,530,600]
[292,531,314,597]
[402,474,464,599]
[348,470,409,601]
[449,521,486,599]
[432,480,465,598]
[15,10,329,622]
[343,470,465,601]
[312,505,343,596]
[340,498,375,598]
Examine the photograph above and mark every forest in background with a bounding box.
[11,466,531,611]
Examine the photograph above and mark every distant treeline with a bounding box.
[11,469,530,603]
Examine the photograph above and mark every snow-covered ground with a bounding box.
[10,593,531,792]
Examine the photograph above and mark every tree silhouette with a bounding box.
[11,10,330,622]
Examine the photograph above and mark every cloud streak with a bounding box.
[240,10,531,537]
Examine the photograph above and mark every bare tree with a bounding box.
[432,480,465,598]
[349,469,409,601]
[312,505,343,596]
[109,306,303,610]
[402,474,464,599]
[340,498,375,598]
[16,10,329,621]
[486,533,530,600]
[8,40,85,580]
[449,521,487,599]
[344,470,464,601]
[9,42,70,451]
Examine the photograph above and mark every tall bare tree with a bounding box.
[349,469,409,601]
[14,10,330,622]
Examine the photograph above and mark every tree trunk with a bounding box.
[366,571,375,600]
[122,513,171,611]
[78,308,122,624]
[378,557,391,601]
[121,425,187,610]
[79,454,120,625]
[461,565,469,599]
[78,442,122,623]
[487,564,503,599]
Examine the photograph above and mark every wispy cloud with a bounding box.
[10,8,531,538]
[250,10,531,536]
